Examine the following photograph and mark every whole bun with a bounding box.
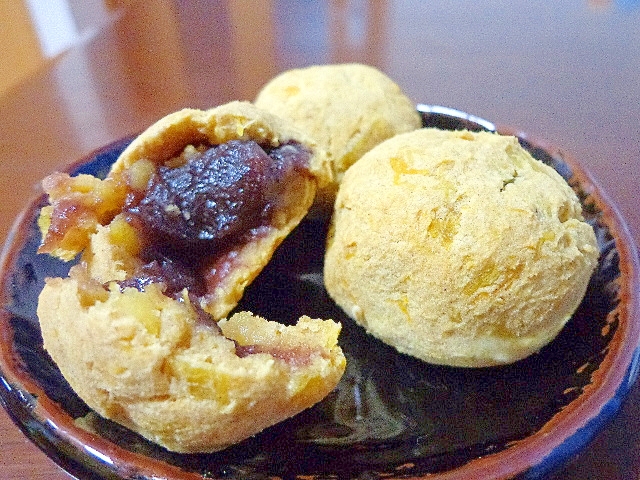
[324,128,599,367]
[255,63,421,211]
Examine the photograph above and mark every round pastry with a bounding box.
[36,101,346,452]
[38,101,332,319]
[324,128,599,367]
[255,63,422,210]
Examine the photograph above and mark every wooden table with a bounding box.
[1,1,638,478]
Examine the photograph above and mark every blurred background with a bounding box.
[1,0,119,97]
[1,0,638,244]
[4,0,640,100]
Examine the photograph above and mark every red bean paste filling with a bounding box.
[119,139,311,302]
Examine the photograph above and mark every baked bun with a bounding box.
[38,272,345,453]
[255,63,421,211]
[39,101,331,319]
[36,101,346,452]
[324,128,599,367]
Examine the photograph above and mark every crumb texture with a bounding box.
[255,63,421,211]
[324,128,599,367]
[36,101,345,452]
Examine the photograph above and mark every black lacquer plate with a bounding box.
[1,107,639,480]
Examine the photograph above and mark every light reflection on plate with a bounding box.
[0,108,639,479]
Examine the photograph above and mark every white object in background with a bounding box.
[24,0,79,58]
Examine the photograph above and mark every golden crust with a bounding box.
[36,101,346,452]
[40,101,329,319]
[38,273,345,453]
[324,128,599,367]
[111,102,329,319]
[255,63,421,211]
[112,101,332,186]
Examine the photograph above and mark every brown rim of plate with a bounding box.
[0,121,638,479]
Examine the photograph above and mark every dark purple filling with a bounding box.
[120,139,310,299]
[117,251,206,298]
